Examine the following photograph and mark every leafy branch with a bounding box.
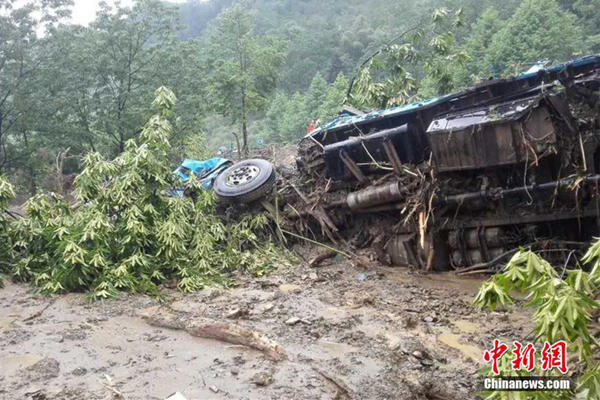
[474,242,600,399]
[4,87,293,299]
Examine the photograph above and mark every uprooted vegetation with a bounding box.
[0,87,293,299]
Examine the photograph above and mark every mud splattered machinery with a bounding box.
[293,56,600,271]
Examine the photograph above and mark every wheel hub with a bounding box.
[225,165,260,187]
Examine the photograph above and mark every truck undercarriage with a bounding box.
[287,55,600,271]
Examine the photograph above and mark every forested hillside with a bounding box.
[1,0,599,195]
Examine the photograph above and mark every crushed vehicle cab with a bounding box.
[174,157,276,204]
[294,55,600,271]
[174,158,232,189]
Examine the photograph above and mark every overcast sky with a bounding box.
[70,0,187,26]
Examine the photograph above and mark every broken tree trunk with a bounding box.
[139,307,287,361]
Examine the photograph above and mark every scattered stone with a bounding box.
[23,389,45,400]
[226,307,248,319]
[285,317,301,325]
[209,386,219,393]
[356,272,368,282]
[412,351,424,359]
[308,272,318,280]
[402,315,417,329]
[278,284,301,293]
[71,367,87,376]
[420,358,434,366]
[205,289,223,299]
[232,355,246,365]
[24,358,60,382]
[251,371,273,386]
[259,303,275,313]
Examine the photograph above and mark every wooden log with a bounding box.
[140,307,287,361]
[186,320,286,361]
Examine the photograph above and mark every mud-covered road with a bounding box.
[0,253,530,400]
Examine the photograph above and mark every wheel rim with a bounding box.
[225,165,260,187]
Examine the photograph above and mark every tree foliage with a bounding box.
[0,0,72,191]
[1,0,600,194]
[482,0,585,76]
[7,88,292,299]
[350,7,468,109]
[260,72,349,144]
[474,243,600,399]
[205,4,286,155]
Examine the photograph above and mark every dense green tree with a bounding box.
[454,8,504,86]
[260,72,349,144]
[2,0,600,194]
[0,0,72,190]
[264,91,288,143]
[280,92,307,143]
[89,0,180,153]
[303,72,328,121]
[205,4,286,155]
[318,72,349,122]
[484,0,585,76]
[570,0,600,52]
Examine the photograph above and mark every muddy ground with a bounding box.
[0,250,531,400]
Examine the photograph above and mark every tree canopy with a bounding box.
[0,0,598,194]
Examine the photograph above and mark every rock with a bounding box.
[61,329,87,341]
[285,317,301,325]
[24,358,60,381]
[423,316,434,323]
[209,386,219,393]
[257,303,274,313]
[251,371,274,386]
[226,307,248,319]
[402,316,417,329]
[205,289,223,299]
[71,367,87,376]
[412,351,424,359]
[356,273,368,282]
[420,358,434,366]
[230,369,239,376]
[232,355,246,365]
[308,272,318,280]
[23,389,46,400]
[278,284,300,293]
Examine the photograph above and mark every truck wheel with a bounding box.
[213,159,275,203]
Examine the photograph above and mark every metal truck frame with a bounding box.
[293,55,600,271]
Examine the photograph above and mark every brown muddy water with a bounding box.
[0,258,530,399]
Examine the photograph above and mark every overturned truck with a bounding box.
[289,56,600,271]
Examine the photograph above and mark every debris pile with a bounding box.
[265,56,600,273]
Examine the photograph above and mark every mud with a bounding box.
[0,255,530,400]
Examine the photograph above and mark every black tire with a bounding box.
[213,159,275,203]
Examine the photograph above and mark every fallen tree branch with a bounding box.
[139,307,287,361]
[22,298,57,322]
[101,374,126,399]
[312,366,352,400]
